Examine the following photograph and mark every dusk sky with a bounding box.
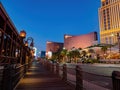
[1,0,100,52]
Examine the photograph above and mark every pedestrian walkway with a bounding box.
[15,61,75,90]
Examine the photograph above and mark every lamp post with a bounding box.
[109,34,114,59]
[20,30,26,39]
[19,30,26,64]
[19,30,34,63]
[25,37,34,58]
[25,37,34,48]
[117,33,120,54]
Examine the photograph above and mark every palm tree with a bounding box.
[60,49,68,63]
[80,50,87,63]
[51,51,61,62]
[101,46,108,54]
[78,47,82,50]
[81,50,87,57]
[101,45,109,59]
[70,50,80,63]
[88,48,95,58]
[67,51,72,63]
[88,48,95,53]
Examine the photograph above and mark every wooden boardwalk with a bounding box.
[15,61,75,90]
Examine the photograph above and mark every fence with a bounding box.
[40,60,120,90]
[0,62,32,90]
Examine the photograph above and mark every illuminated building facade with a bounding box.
[46,41,63,58]
[46,41,63,53]
[99,0,120,44]
[64,32,98,50]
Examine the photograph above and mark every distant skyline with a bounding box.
[1,0,100,51]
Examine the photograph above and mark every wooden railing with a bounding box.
[112,71,120,90]
[0,61,32,90]
[40,60,120,90]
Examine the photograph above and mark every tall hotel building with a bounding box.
[99,0,120,44]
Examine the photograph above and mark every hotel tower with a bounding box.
[99,0,120,44]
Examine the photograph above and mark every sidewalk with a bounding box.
[15,61,75,90]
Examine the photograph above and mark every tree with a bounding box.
[88,48,95,58]
[88,49,95,53]
[60,49,68,63]
[101,46,108,54]
[80,50,87,63]
[67,51,72,63]
[81,50,87,57]
[78,47,82,50]
[70,49,80,63]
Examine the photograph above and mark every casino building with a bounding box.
[64,32,98,50]
[99,0,120,44]
[46,41,63,58]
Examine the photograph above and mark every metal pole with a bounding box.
[117,33,120,56]
[118,37,120,54]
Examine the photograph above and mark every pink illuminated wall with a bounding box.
[46,41,63,53]
[64,32,98,50]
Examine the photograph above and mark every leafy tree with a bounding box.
[88,49,95,53]
[101,46,108,54]
[67,51,72,63]
[81,50,87,57]
[78,47,82,50]
[70,50,80,63]
[60,49,68,63]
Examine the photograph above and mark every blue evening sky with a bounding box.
[1,0,100,51]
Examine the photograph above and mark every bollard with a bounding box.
[62,64,67,81]
[46,61,49,70]
[112,71,120,90]
[56,63,59,76]
[76,65,83,90]
[51,63,54,72]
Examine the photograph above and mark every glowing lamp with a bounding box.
[20,30,26,38]
[25,41,28,47]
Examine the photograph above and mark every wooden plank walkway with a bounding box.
[15,61,75,90]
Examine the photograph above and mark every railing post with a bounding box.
[51,63,54,72]
[3,65,14,90]
[56,63,59,76]
[112,71,120,90]
[62,64,67,81]
[46,61,49,70]
[76,65,83,90]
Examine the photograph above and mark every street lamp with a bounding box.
[19,30,34,48]
[25,37,34,48]
[19,30,35,62]
[117,33,120,54]
[25,37,34,58]
[20,30,26,39]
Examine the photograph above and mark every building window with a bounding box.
[105,37,108,44]
[102,2,105,6]
[109,37,112,44]
[106,0,109,5]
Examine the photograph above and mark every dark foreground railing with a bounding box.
[40,60,84,90]
[40,60,120,90]
[0,62,32,90]
[112,71,120,90]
